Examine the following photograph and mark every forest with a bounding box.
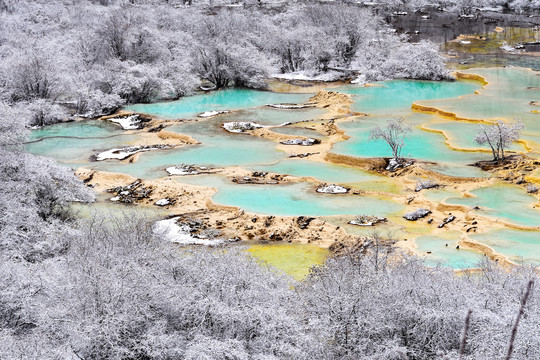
[1,0,539,359]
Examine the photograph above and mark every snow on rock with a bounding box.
[222,121,263,133]
[166,164,201,176]
[110,196,120,202]
[403,208,431,221]
[280,138,321,146]
[386,158,413,172]
[500,42,518,52]
[153,217,228,246]
[351,74,367,85]
[348,215,387,226]
[266,104,313,109]
[271,71,343,82]
[155,198,172,206]
[108,114,142,130]
[95,145,171,161]
[316,183,349,194]
[198,110,230,118]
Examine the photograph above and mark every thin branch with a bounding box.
[459,310,472,360]
[505,280,534,360]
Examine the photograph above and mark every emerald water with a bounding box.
[416,68,540,144]
[426,121,525,153]
[125,89,315,119]
[335,79,481,114]
[27,71,540,268]
[218,106,325,126]
[271,126,322,138]
[250,159,383,185]
[415,234,484,268]
[332,115,489,178]
[446,184,540,227]
[177,175,403,217]
[470,229,540,265]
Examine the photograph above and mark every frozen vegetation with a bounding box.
[1,1,540,359]
[0,0,455,126]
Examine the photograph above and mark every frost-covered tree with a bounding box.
[370,117,412,162]
[474,120,524,162]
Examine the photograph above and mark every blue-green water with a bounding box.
[470,229,540,265]
[125,89,315,119]
[335,79,481,114]
[270,126,322,138]
[28,120,120,140]
[219,107,325,126]
[331,115,489,178]
[446,184,540,227]
[250,159,383,184]
[415,234,484,268]
[177,175,403,217]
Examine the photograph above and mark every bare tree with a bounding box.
[474,120,524,162]
[369,117,412,162]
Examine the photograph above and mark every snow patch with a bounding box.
[222,121,263,133]
[153,217,227,246]
[280,138,320,146]
[266,104,312,109]
[166,164,200,176]
[271,71,343,82]
[316,183,349,194]
[155,198,172,206]
[95,145,170,161]
[108,114,142,130]
[198,110,230,118]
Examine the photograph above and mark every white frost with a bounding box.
[155,198,171,206]
[222,121,263,133]
[166,165,200,176]
[108,114,141,130]
[316,183,349,194]
[153,217,226,246]
[271,71,343,82]
[96,147,151,161]
[267,104,312,109]
[198,110,230,118]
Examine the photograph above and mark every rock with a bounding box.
[527,184,538,193]
[438,215,456,228]
[348,215,387,226]
[95,145,171,161]
[266,104,313,109]
[155,198,172,206]
[316,183,349,194]
[415,179,439,192]
[403,208,431,221]
[222,121,263,133]
[198,110,229,118]
[166,164,200,176]
[296,216,315,229]
[280,138,321,146]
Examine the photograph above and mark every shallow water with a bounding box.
[271,126,322,138]
[446,183,540,227]
[218,106,325,126]
[27,77,540,268]
[426,121,525,153]
[415,234,485,268]
[246,243,328,280]
[177,175,403,217]
[335,79,480,114]
[125,89,315,119]
[332,115,489,178]
[470,229,540,265]
[417,68,540,140]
